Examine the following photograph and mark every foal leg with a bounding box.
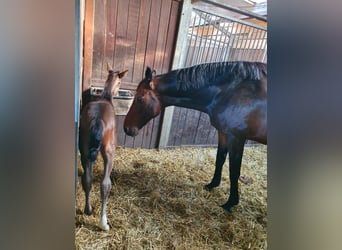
[221,135,246,212]
[205,132,228,191]
[81,155,94,215]
[98,143,114,231]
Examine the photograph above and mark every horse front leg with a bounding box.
[80,156,94,215]
[98,144,114,231]
[205,132,228,191]
[221,136,246,212]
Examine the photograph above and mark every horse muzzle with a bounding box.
[124,126,139,137]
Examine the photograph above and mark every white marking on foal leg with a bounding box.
[98,181,110,231]
[99,213,109,231]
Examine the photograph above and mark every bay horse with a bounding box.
[124,61,267,212]
[79,68,128,230]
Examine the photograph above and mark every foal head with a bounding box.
[104,62,128,98]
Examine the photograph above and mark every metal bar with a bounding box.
[260,31,267,62]
[189,32,230,47]
[210,18,218,62]
[193,11,207,64]
[75,0,84,212]
[194,9,231,37]
[204,14,215,62]
[199,0,267,22]
[228,22,239,60]
[249,28,259,61]
[200,12,212,62]
[241,25,251,60]
[223,22,236,60]
[262,43,267,62]
[185,11,198,66]
[220,22,230,61]
[213,21,224,62]
[235,23,247,60]
[255,30,266,61]
[251,28,262,61]
[193,7,266,31]
[189,12,201,65]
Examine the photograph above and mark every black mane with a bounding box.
[174,61,266,91]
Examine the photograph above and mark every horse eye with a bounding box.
[137,96,144,103]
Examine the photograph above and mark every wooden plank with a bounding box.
[180,109,201,145]
[92,0,106,79]
[193,112,212,145]
[124,128,135,148]
[162,0,181,73]
[153,0,172,74]
[83,0,95,90]
[166,106,180,146]
[158,0,192,148]
[112,0,130,74]
[172,107,188,146]
[132,0,151,83]
[115,115,126,146]
[206,124,218,145]
[141,0,162,148]
[189,110,202,144]
[104,0,118,71]
[149,116,161,148]
[143,0,161,69]
[123,0,141,85]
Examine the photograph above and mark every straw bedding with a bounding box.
[75,145,267,249]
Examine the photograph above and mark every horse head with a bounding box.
[124,67,161,136]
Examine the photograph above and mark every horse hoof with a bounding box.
[220,203,233,213]
[221,200,238,212]
[204,183,217,191]
[84,206,93,215]
[99,222,110,231]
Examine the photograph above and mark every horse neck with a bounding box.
[156,73,217,113]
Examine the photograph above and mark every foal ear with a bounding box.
[145,66,153,81]
[118,70,128,79]
[107,62,113,72]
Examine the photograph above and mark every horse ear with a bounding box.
[149,80,155,90]
[118,70,128,79]
[145,67,153,81]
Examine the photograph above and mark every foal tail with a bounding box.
[89,118,104,162]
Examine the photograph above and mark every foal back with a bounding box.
[79,100,116,161]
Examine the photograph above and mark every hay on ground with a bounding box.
[75,145,267,250]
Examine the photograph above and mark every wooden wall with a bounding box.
[83,0,182,148]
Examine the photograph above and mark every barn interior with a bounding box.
[75,0,267,249]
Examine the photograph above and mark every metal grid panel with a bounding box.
[184,8,267,66]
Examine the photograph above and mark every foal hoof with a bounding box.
[98,222,110,231]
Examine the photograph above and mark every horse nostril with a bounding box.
[124,127,138,136]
